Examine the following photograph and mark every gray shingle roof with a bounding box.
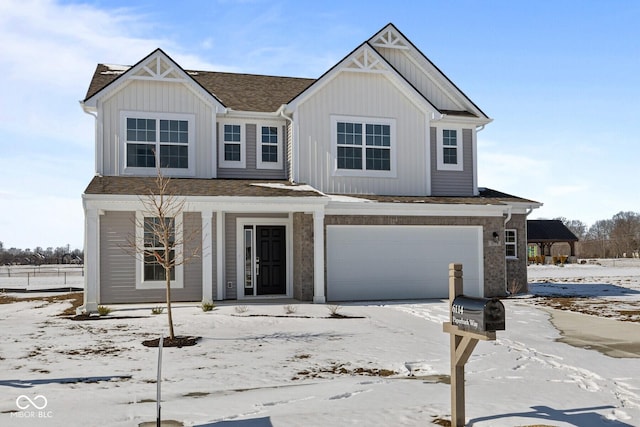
[84,64,315,112]
[527,220,579,242]
[85,176,324,198]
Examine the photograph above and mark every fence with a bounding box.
[0,265,84,289]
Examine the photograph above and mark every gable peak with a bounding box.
[370,24,409,50]
[344,44,387,72]
[131,50,185,81]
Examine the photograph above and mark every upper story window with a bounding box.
[256,124,283,170]
[121,112,194,176]
[219,121,245,168]
[436,127,464,171]
[331,115,396,177]
[505,229,517,258]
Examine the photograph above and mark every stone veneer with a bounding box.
[292,213,314,301]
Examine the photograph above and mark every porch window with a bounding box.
[332,116,396,177]
[143,217,175,281]
[436,127,464,171]
[505,229,517,258]
[135,212,184,289]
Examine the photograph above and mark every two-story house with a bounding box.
[79,23,540,312]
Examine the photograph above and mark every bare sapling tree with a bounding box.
[124,169,200,340]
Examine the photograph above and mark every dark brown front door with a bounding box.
[256,226,286,295]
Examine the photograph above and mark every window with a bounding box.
[219,122,245,168]
[143,217,175,282]
[256,124,283,169]
[332,116,396,177]
[437,127,464,171]
[505,229,517,258]
[135,213,183,289]
[121,112,194,176]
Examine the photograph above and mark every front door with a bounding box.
[256,226,286,295]
[243,225,286,296]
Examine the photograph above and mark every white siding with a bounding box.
[297,72,429,196]
[100,80,214,177]
[376,47,461,111]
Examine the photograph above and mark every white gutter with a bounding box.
[80,101,100,175]
[279,106,295,182]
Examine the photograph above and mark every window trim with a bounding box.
[218,120,246,168]
[120,111,195,177]
[330,115,397,178]
[256,122,284,170]
[436,127,464,171]
[505,229,517,259]
[135,212,184,290]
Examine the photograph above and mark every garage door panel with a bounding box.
[326,225,483,301]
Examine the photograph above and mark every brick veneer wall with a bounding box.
[291,213,527,301]
[325,215,508,297]
[292,213,314,301]
[505,214,528,294]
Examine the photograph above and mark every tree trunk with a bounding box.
[166,271,175,339]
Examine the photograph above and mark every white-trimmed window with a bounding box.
[256,124,283,170]
[331,115,396,177]
[437,127,463,171]
[135,213,183,289]
[505,229,517,258]
[219,122,246,168]
[121,112,195,176]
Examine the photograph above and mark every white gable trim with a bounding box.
[287,44,438,117]
[83,50,225,112]
[369,24,490,122]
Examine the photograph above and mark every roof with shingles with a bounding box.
[334,188,538,206]
[84,64,315,112]
[84,176,324,198]
[527,220,579,242]
[85,176,538,207]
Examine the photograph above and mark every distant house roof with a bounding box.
[527,220,579,242]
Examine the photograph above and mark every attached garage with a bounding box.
[326,225,484,301]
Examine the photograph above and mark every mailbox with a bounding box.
[451,296,505,332]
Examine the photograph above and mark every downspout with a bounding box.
[503,206,512,295]
[81,103,100,175]
[474,124,485,196]
[279,106,294,183]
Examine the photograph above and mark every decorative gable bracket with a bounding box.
[131,55,186,82]
[370,28,410,50]
[344,46,388,73]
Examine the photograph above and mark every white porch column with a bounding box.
[216,211,224,301]
[313,210,326,303]
[201,210,213,302]
[82,208,100,313]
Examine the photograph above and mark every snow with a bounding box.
[1,262,639,426]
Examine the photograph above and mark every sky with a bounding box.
[1,0,639,250]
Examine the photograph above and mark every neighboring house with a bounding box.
[79,23,541,312]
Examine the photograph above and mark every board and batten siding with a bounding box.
[430,127,474,196]
[375,46,461,112]
[217,123,287,179]
[296,72,429,196]
[100,80,214,178]
[100,211,202,304]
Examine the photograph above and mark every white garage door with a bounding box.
[326,225,483,301]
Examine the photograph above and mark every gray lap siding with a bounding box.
[99,211,203,304]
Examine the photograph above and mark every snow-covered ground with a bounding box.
[0,261,639,426]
